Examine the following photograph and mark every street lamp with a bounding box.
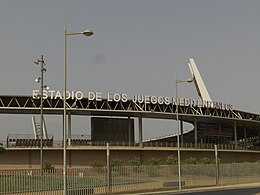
[34,55,47,174]
[63,23,93,195]
[175,78,193,191]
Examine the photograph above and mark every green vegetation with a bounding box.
[111,159,124,174]
[90,161,104,173]
[200,157,215,164]
[129,157,141,166]
[166,155,220,165]
[146,158,160,177]
[166,155,178,165]
[129,158,141,173]
[166,155,178,174]
[111,159,123,167]
[43,162,55,172]
[0,143,5,153]
[147,158,160,166]
[184,157,197,164]
[0,148,5,153]
[90,161,103,168]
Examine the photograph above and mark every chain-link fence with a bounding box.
[1,163,260,194]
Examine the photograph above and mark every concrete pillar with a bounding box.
[234,121,237,148]
[194,118,198,147]
[68,113,71,146]
[138,115,143,148]
[180,120,184,147]
[128,116,131,146]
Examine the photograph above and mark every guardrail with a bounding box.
[1,140,260,151]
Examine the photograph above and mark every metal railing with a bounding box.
[1,139,260,151]
[1,163,260,194]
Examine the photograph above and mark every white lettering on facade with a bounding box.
[96,92,102,101]
[113,93,121,102]
[55,91,62,99]
[32,90,233,110]
[121,94,127,102]
[75,91,84,100]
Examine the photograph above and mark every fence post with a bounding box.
[215,144,219,185]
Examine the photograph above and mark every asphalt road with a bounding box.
[153,187,260,195]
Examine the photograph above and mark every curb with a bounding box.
[123,182,260,195]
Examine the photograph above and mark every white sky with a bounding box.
[0,0,260,141]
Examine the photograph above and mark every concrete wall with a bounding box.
[1,147,260,169]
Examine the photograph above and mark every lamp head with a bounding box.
[35,78,41,83]
[82,29,94,37]
[187,78,194,83]
[44,85,50,90]
[34,60,39,65]
[42,67,47,73]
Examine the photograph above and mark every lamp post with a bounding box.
[63,23,93,195]
[175,78,193,191]
[34,55,47,174]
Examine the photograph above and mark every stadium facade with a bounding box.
[0,58,260,167]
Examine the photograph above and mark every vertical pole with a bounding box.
[128,116,131,146]
[40,55,44,174]
[106,143,111,193]
[68,114,71,146]
[234,122,237,149]
[63,22,67,195]
[176,81,181,191]
[67,113,71,167]
[61,24,93,195]
[138,115,143,147]
[258,127,260,149]
[180,120,184,147]
[215,144,219,185]
[194,118,198,148]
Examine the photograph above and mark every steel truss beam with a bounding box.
[0,96,259,126]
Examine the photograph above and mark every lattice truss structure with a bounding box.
[0,96,259,124]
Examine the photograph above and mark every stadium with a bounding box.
[1,58,260,168]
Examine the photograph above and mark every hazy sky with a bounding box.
[0,0,260,141]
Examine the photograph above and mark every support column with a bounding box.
[128,116,131,146]
[68,113,71,146]
[138,115,143,148]
[194,118,198,147]
[234,121,237,149]
[244,127,247,149]
[62,115,65,146]
[258,127,260,146]
[180,120,184,147]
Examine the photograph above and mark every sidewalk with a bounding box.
[124,182,260,195]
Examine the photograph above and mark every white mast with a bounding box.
[188,58,212,102]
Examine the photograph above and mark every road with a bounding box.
[149,187,260,195]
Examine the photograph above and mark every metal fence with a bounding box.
[2,139,260,151]
[1,163,260,194]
